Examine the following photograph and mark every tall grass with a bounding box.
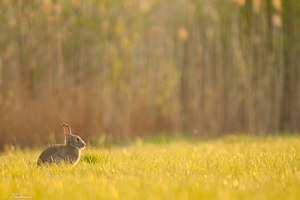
[0,136,299,199]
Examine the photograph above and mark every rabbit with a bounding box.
[37,123,86,166]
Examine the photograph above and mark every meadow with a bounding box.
[0,135,299,200]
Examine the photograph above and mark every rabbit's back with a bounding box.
[37,144,81,166]
[37,144,66,165]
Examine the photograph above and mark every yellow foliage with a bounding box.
[42,0,53,13]
[236,0,246,6]
[178,27,189,41]
[272,0,282,11]
[252,0,261,14]
[272,14,282,28]
[140,0,150,13]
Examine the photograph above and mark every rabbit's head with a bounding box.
[62,123,86,149]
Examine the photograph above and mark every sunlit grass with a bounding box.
[0,135,299,200]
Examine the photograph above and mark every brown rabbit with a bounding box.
[37,123,86,166]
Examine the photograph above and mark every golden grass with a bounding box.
[0,135,299,200]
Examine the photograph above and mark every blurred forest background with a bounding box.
[0,0,299,148]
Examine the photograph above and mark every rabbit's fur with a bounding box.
[37,123,86,166]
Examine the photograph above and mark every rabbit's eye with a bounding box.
[76,138,80,142]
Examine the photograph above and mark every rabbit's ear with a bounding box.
[62,123,72,135]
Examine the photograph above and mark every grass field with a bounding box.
[0,135,299,200]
